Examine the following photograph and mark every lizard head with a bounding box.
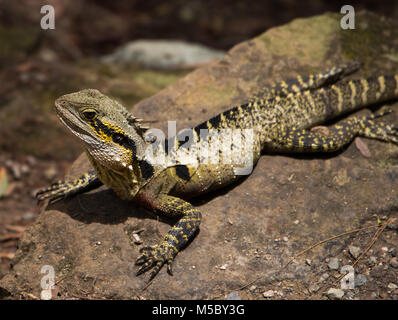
[54,89,149,172]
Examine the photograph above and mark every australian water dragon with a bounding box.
[36,61,398,280]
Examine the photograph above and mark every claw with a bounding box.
[136,261,154,276]
[148,261,163,281]
[135,243,177,280]
[167,262,173,276]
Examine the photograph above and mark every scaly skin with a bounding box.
[37,61,398,281]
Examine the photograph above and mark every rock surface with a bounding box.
[1,11,398,299]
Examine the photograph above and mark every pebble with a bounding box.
[390,257,398,268]
[368,256,377,265]
[263,290,275,298]
[326,288,345,299]
[309,284,320,293]
[305,259,312,266]
[226,291,241,300]
[328,257,339,270]
[354,274,367,287]
[283,237,289,242]
[22,212,36,221]
[389,247,397,257]
[320,273,330,282]
[387,283,398,290]
[44,166,57,181]
[249,285,257,292]
[349,245,361,259]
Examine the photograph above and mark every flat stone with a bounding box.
[326,288,345,300]
[328,258,339,270]
[349,246,361,259]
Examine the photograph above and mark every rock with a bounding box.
[355,274,367,287]
[368,256,377,265]
[43,166,57,181]
[390,257,398,268]
[102,40,226,69]
[320,273,330,282]
[328,258,339,270]
[263,290,275,298]
[309,284,320,293]
[349,246,361,259]
[2,11,398,300]
[326,288,345,300]
[389,248,397,257]
[387,283,398,290]
[226,291,241,300]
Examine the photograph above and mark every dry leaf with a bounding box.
[355,137,371,158]
[0,167,8,198]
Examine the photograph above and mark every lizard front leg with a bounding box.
[36,170,103,203]
[136,194,202,281]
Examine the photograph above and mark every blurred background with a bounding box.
[0,0,397,278]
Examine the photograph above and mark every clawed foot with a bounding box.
[35,181,70,203]
[135,243,176,281]
[361,109,398,144]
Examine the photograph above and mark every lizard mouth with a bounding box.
[54,99,98,141]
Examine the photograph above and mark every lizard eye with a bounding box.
[81,109,97,121]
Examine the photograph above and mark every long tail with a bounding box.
[285,74,398,128]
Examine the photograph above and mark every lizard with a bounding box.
[36,61,398,281]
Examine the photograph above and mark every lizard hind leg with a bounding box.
[269,108,398,153]
[358,108,398,144]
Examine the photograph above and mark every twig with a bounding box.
[332,217,395,287]
[232,220,386,293]
[281,223,382,270]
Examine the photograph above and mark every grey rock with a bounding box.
[328,258,339,270]
[349,246,361,259]
[390,257,398,268]
[387,283,398,290]
[226,291,241,300]
[368,256,377,265]
[102,40,225,69]
[309,284,320,293]
[326,288,345,299]
[263,290,275,298]
[389,247,397,257]
[320,273,330,282]
[355,274,367,287]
